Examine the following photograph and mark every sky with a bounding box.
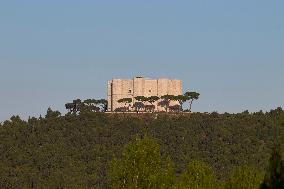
[0,0,283,122]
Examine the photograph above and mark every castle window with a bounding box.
[129,89,132,93]
[149,90,152,92]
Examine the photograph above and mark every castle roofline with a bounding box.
[109,76,181,81]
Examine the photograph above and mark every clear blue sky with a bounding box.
[0,0,283,121]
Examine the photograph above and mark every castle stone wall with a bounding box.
[107,77,182,111]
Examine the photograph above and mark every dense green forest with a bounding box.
[0,108,283,188]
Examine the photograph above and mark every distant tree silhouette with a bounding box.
[146,96,160,112]
[175,95,189,112]
[45,107,61,118]
[133,102,145,113]
[159,95,175,112]
[184,92,200,113]
[134,96,148,112]
[65,99,82,115]
[98,99,108,112]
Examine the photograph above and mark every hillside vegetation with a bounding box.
[0,108,283,188]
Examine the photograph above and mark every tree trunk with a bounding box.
[151,102,154,113]
[189,100,193,113]
[179,101,183,112]
[166,100,170,112]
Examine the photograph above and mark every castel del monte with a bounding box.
[107,76,182,112]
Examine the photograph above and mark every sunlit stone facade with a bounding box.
[107,77,182,112]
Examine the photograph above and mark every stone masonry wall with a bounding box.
[107,77,182,111]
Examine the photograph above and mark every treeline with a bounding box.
[0,108,283,188]
[110,136,283,189]
[65,99,108,114]
[63,91,200,114]
[116,91,200,112]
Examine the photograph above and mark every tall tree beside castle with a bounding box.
[159,95,175,112]
[146,96,160,112]
[134,96,147,113]
[184,92,200,112]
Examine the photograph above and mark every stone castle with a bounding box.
[107,76,182,112]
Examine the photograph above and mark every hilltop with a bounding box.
[0,108,283,188]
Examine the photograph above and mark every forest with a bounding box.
[0,107,283,188]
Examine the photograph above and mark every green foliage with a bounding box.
[109,136,174,189]
[161,94,175,101]
[135,96,148,102]
[184,91,200,112]
[65,102,75,113]
[118,98,133,111]
[0,108,283,188]
[115,93,199,113]
[175,95,189,111]
[260,110,284,189]
[159,95,175,112]
[223,166,263,189]
[98,99,108,112]
[260,146,284,189]
[147,96,160,104]
[118,98,133,103]
[45,107,61,118]
[153,159,176,189]
[65,98,107,114]
[133,96,148,112]
[184,92,200,100]
[65,99,82,114]
[173,160,216,189]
